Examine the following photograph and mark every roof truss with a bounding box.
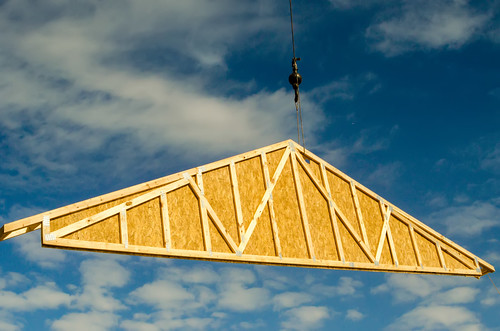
[0,140,494,277]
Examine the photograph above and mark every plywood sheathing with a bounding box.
[1,140,494,277]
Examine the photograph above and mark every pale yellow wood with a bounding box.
[390,208,486,270]
[294,151,375,263]
[436,242,447,270]
[350,181,370,249]
[119,209,128,247]
[196,170,212,253]
[290,150,316,260]
[408,224,422,267]
[4,139,494,277]
[320,162,345,262]
[382,202,398,266]
[229,161,245,242]
[411,221,476,270]
[51,178,189,239]
[261,152,282,258]
[1,223,41,241]
[2,140,295,239]
[185,176,237,253]
[160,192,171,250]
[42,237,482,277]
[239,147,291,253]
[294,142,495,273]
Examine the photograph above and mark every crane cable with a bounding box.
[288,0,305,151]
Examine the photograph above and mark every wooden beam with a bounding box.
[436,242,447,270]
[119,209,128,248]
[196,170,212,253]
[408,223,422,267]
[51,178,190,239]
[294,151,374,263]
[42,237,483,277]
[185,175,237,253]
[350,181,370,249]
[160,192,171,251]
[320,162,345,263]
[229,161,245,242]
[238,147,291,253]
[1,140,295,240]
[290,149,316,260]
[261,152,282,258]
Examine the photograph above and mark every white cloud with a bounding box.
[436,286,480,305]
[365,162,402,189]
[428,200,500,237]
[312,276,364,297]
[0,272,29,290]
[281,306,331,330]
[0,0,322,197]
[386,305,484,331]
[218,282,270,312]
[481,143,500,173]
[346,309,365,321]
[130,280,197,310]
[371,274,477,304]
[0,312,20,331]
[0,282,71,311]
[272,291,313,310]
[120,320,160,331]
[76,257,130,311]
[367,0,491,56]
[51,311,118,331]
[12,231,66,269]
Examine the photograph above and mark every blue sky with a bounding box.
[0,0,499,330]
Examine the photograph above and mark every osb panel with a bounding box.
[300,154,322,183]
[273,158,308,259]
[203,166,238,244]
[444,251,470,270]
[298,163,338,261]
[327,171,361,236]
[51,190,152,232]
[244,206,276,256]
[444,245,475,269]
[338,218,370,263]
[390,215,417,266]
[357,190,384,250]
[208,219,231,253]
[415,232,441,268]
[167,186,204,251]
[266,148,286,177]
[236,156,266,231]
[65,215,120,243]
[127,199,163,248]
[379,235,394,265]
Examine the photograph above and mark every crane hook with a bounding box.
[288,57,302,103]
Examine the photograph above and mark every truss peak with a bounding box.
[0,140,494,277]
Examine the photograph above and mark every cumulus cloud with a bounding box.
[0,0,327,196]
[428,200,500,237]
[371,274,476,303]
[76,257,130,311]
[0,282,72,311]
[346,308,365,321]
[386,305,484,331]
[367,0,491,56]
[12,231,66,269]
[51,311,118,331]
[312,276,364,297]
[217,268,271,312]
[272,291,313,310]
[281,306,331,330]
